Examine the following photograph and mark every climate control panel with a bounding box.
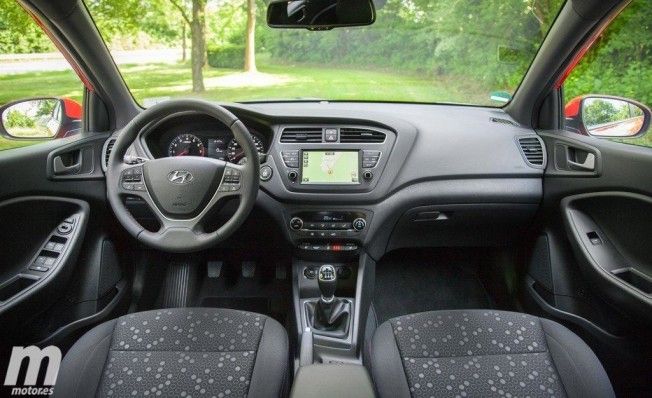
[287,211,370,240]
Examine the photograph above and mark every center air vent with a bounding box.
[280,127,323,143]
[517,136,545,168]
[103,138,116,170]
[339,128,385,143]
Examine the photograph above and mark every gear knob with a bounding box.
[318,264,337,303]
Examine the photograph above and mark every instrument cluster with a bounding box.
[166,131,265,164]
[142,113,269,164]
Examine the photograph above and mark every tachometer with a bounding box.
[168,133,206,157]
[227,135,264,164]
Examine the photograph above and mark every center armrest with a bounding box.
[290,364,375,398]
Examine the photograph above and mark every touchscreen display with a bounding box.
[301,151,359,184]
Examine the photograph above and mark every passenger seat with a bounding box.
[370,309,614,397]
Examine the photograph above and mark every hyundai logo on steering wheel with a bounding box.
[167,170,194,184]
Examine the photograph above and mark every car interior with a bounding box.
[0,0,650,397]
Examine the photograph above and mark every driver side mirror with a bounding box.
[0,97,82,140]
[565,95,651,138]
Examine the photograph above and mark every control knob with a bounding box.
[290,217,304,230]
[352,218,366,231]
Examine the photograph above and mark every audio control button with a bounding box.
[290,217,304,230]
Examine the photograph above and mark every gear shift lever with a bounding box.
[308,264,351,337]
[318,264,337,303]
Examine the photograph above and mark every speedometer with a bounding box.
[168,134,206,157]
[227,135,264,164]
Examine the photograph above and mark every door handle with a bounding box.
[567,152,595,171]
[566,147,596,171]
[53,153,81,175]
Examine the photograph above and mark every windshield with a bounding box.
[86,0,564,106]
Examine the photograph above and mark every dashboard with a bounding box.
[141,112,269,164]
[125,102,545,259]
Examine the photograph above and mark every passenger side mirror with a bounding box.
[565,95,651,138]
[0,98,82,140]
[267,0,375,30]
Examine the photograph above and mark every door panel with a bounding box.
[0,134,109,203]
[0,196,89,318]
[534,130,652,325]
[561,192,652,322]
[0,134,129,349]
[528,129,652,397]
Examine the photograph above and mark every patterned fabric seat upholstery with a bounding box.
[370,309,614,398]
[54,308,288,398]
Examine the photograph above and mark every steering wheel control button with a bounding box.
[121,167,145,191]
[121,166,143,182]
[223,168,241,183]
[219,167,242,192]
[352,218,367,231]
[281,151,299,168]
[290,217,304,230]
[260,165,273,181]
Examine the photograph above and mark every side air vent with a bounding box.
[339,128,386,143]
[517,136,546,168]
[103,138,116,170]
[280,127,323,143]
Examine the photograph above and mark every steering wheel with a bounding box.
[106,99,260,253]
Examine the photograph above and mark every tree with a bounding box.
[244,0,257,72]
[0,0,54,54]
[170,0,207,92]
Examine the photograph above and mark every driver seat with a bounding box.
[54,308,288,398]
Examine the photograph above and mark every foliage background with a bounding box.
[1,0,651,149]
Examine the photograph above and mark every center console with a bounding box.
[292,251,376,372]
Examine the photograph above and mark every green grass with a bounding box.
[119,61,490,105]
[3,60,652,152]
[0,138,42,151]
[0,69,84,105]
[1,60,494,151]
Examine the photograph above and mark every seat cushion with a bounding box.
[54,308,288,398]
[370,309,614,398]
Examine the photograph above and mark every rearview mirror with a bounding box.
[0,98,82,140]
[267,0,375,30]
[565,95,651,138]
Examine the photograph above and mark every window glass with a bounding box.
[85,0,565,106]
[0,0,84,151]
[564,0,651,147]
